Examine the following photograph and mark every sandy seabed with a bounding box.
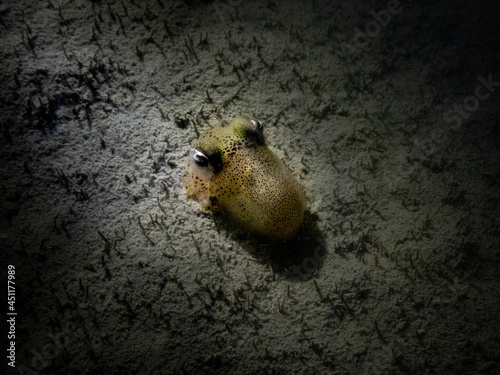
[1,0,499,374]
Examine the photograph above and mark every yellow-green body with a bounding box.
[183,117,305,239]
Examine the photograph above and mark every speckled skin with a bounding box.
[183,117,306,239]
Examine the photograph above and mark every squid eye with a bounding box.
[251,119,263,133]
[248,119,265,145]
[192,149,208,167]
